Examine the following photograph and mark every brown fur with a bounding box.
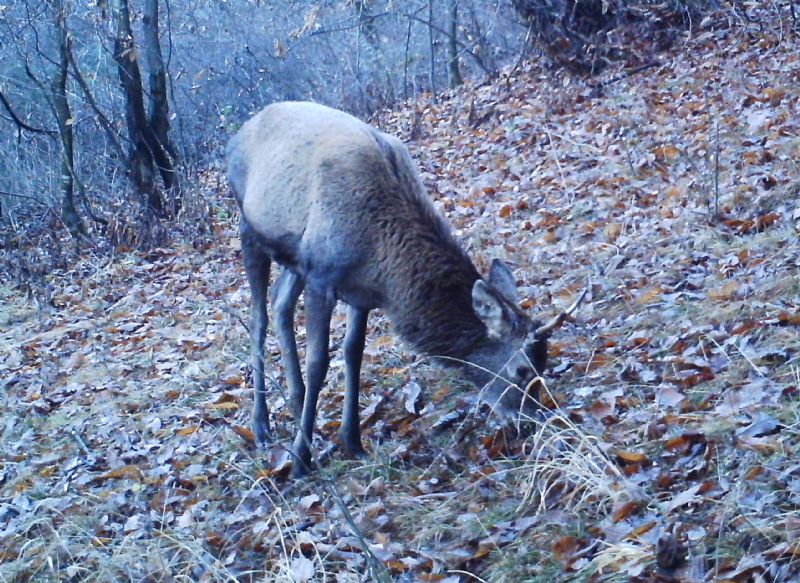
[228,102,547,477]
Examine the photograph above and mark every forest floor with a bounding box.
[2,8,800,583]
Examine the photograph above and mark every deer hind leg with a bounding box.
[270,268,305,421]
[291,286,336,478]
[341,305,368,457]
[241,226,272,445]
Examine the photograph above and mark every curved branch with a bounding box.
[0,89,56,136]
[0,190,50,205]
[65,37,126,159]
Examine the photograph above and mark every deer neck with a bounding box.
[388,257,489,362]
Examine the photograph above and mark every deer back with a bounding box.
[227,101,474,314]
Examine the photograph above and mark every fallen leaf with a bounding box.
[230,424,256,446]
[96,464,144,482]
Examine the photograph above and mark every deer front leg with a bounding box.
[341,305,368,456]
[291,286,335,478]
[270,268,305,421]
[241,227,272,445]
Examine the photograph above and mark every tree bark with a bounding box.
[447,0,463,88]
[110,0,165,217]
[142,0,180,201]
[49,0,85,239]
[428,0,436,100]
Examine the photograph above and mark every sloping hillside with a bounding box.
[2,9,800,582]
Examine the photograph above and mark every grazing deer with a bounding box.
[227,102,581,477]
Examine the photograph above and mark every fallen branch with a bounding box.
[589,61,661,97]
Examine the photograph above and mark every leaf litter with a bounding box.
[2,7,800,582]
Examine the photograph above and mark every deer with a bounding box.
[227,101,583,478]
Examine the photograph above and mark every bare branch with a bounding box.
[0,190,50,205]
[0,88,56,136]
[285,8,493,77]
[65,37,126,159]
[400,9,493,76]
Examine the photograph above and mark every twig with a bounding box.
[0,88,56,136]
[222,302,249,334]
[621,132,636,177]
[278,412,392,583]
[403,11,414,101]
[401,9,492,76]
[69,428,92,456]
[508,20,534,78]
[589,61,660,97]
[0,190,50,205]
[66,39,127,160]
[731,341,767,379]
[427,0,436,102]
[542,122,570,200]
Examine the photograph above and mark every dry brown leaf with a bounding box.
[626,521,657,540]
[97,464,144,482]
[176,425,201,436]
[230,424,256,446]
[612,500,641,522]
[653,144,680,161]
[636,287,662,305]
[707,280,741,301]
[616,450,649,464]
[386,560,409,573]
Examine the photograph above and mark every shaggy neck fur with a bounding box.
[359,129,494,363]
[389,253,489,361]
[374,193,489,360]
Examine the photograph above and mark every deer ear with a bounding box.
[472,280,514,338]
[488,259,518,304]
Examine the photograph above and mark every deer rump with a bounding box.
[228,101,562,478]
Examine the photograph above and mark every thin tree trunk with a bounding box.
[447,0,463,88]
[110,0,165,217]
[404,16,413,101]
[354,0,363,77]
[142,0,180,209]
[428,0,437,101]
[49,0,84,239]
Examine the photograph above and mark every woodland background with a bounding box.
[2,1,800,581]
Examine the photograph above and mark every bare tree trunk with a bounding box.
[49,0,84,239]
[447,0,463,88]
[428,0,437,101]
[110,0,165,217]
[142,0,180,207]
[403,16,413,102]
[355,1,364,77]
